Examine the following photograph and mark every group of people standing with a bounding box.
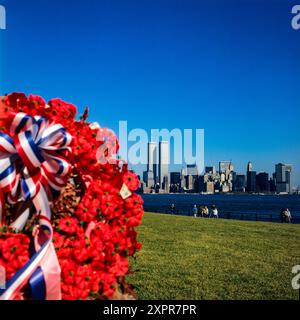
[193,204,219,218]
[169,204,294,223]
[280,208,292,223]
[169,203,219,218]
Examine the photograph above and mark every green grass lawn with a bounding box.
[128,212,300,300]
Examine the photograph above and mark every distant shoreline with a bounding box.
[141,193,300,223]
[141,193,300,196]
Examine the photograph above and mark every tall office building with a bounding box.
[219,161,234,191]
[198,175,214,193]
[246,162,256,193]
[256,172,269,193]
[186,164,198,176]
[147,142,158,183]
[170,172,181,185]
[219,161,233,174]
[233,174,246,192]
[185,175,194,190]
[285,165,292,193]
[205,166,216,175]
[275,163,292,193]
[159,141,169,189]
[143,170,155,188]
[170,172,181,193]
[247,171,256,193]
[247,161,253,172]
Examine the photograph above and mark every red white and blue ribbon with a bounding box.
[0,190,4,225]
[0,112,72,225]
[0,217,61,300]
[0,112,72,300]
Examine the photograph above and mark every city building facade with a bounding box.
[158,141,169,190]
[275,163,292,193]
[256,172,269,193]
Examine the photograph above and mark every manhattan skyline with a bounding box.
[0,0,299,186]
[140,139,296,193]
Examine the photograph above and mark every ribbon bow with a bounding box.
[0,112,72,226]
[0,112,73,300]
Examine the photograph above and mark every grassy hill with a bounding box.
[128,212,300,300]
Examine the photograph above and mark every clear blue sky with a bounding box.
[0,0,299,186]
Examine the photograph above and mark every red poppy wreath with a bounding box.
[0,93,143,300]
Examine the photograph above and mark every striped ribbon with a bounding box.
[0,190,4,225]
[0,112,72,300]
[0,217,60,300]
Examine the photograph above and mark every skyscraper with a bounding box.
[147,142,158,183]
[233,174,246,192]
[170,172,181,185]
[198,175,214,193]
[170,172,181,193]
[247,172,256,193]
[247,161,253,172]
[256,172,269,193]
[275,163,292,193]
[205,166,216,175]
[219,161,234,191]
[159,141,169,189]
[269,176,276,193]
[285,165,292,193]
[246,162,256,193]
[219,161,232,174]
[186,164,198,176]
[185,175,194,190]
[143,170,154,188]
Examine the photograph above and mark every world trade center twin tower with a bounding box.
[144,141,169,190]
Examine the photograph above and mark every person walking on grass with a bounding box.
[193,205,198,217]
[211,205,219,218]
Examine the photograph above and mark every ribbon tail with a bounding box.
[32,185,51,219]
[0,190,4,224]
[40,243,61,300]
[29,267,46,300]
[10,208,30,231]
[0,231,51,300]
[32,224,61,300]
[32,192,61,300]
[1,189,61,300]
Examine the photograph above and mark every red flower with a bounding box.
[100,193,123,219]
[108,254,129,277]
[101,273,117,298]
[123,172,139,191]
[124,194,144,209]
[52,232,65,250]
[58,217,79,234]
[72,237,93,263]
[0,233,30,280]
